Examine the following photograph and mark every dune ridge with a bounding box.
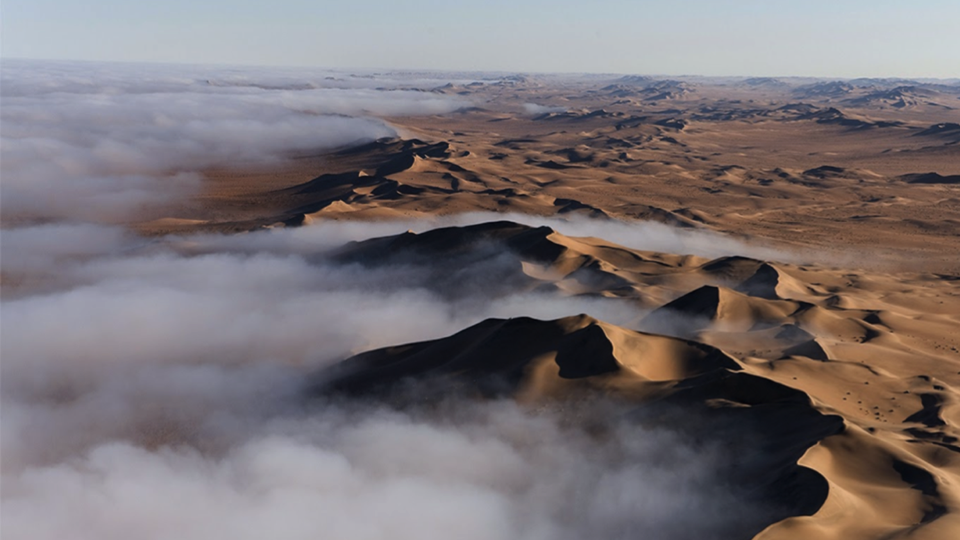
[303,220,960,539]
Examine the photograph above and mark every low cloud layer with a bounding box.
[455,212,799,262]
[522,102,568,115]
[1,215,778,539]
[192,211,797,262]
[4,396,754,540]
[1,218,644,469]
[1,60,469,221]
[1,221,644,385]
[0,60,491,97]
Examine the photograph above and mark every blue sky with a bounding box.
[3,0,958,77]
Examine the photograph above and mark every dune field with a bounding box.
[3,65,960,539]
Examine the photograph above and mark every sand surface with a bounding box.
[146,78,960,274]
[13,75,960,539]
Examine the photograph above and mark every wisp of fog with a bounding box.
[0,60,469,221]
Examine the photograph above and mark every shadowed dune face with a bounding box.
[312,311,845,528]
[3,63,960,540]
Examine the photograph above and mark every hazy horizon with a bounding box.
[3,0,959,78]
[3,57,959,84]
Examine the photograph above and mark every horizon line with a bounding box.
[4,56,959,83]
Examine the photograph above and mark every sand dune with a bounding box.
[309,220,960,539]
[139,76,960,274]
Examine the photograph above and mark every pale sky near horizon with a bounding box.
[2,0,959,78]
